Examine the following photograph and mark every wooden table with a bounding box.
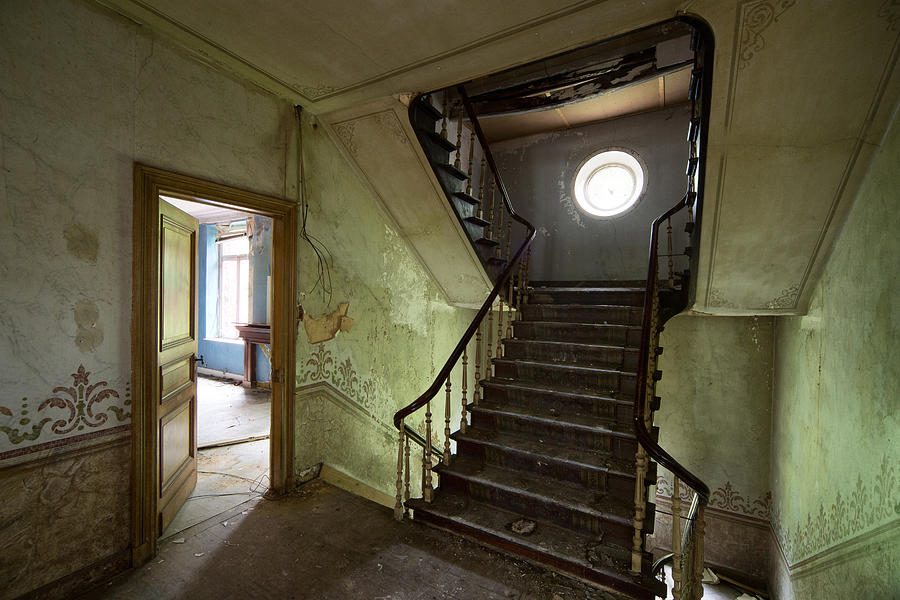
[235,323,270,387]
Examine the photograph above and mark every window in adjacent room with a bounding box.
[217,223,249,339]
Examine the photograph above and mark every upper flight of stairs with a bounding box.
[408,281,665,600]
[410,96,508,280]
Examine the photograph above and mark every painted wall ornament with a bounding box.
[739,0,796,69]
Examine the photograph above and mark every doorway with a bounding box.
[131,165,297,565]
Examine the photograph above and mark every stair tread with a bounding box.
[530,287,645,293]
[437,162,469,180]
[464,215,491,227]
[454,427,637,478]
[422,128,457,152]
[516,321,641,330]
[492,357,636,378]
[437,456,634,525]
[481,379,633,405]
[407,492,661,595]
[475,237,500,247]
[418,99,443,121]
[524,303,643,311]
[452,191,480,205]
[503,339,637,353]
[470,401,635,438]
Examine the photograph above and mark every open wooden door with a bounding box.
[156,199,199,533]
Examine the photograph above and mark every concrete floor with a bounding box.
[84,481,640,600]
[197,376,270,447]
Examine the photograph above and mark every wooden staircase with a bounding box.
[408,282,665,600]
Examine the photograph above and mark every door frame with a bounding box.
[131,164,297,565]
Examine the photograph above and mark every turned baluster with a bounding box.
[496,291,504,359]
[505,209,512,261]
[486,299,494,377]
[423,402,434,502]
[486,177,495,239]
[466,132,475,198]
[440,91,448,139]
[672,477,683,599]
[515,258,525,321]
[454,106,464,170]
[494,183,503,258]
[460,346,469,432]
[523,247,532,304]
[404,434,410,505]
[394,420,405,520]
[667,217,675,287]
[473,321,482,405]
[693,505,706,600]
[506,276,515,338]
[443,376,452,465]
[631,443,648,572]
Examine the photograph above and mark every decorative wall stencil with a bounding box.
[879,0,900,30]
[333,121,359,156]
[656,476,771,520]
[373,111,409,146]
[707,287,729,308]
[771,454,897,565]
[298,83,338,100]
[739,0,796,69]
[765,283,800,309]
[299,344,378,415]
[0,365,128,448]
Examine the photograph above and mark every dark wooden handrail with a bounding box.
[393,85,536,430]
[634,197,709,504]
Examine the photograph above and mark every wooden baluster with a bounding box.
[672,477,683,600]
[515,258,525,321]
[404,433,410,506]
[506,276,515,338]
[505,208,513,261]
[473,321,482,405]
[486,299,494,377]
[631,443,647,572]
[394,420,405,520]
[460,345,469,432]
[466,132,475,198]
[486,178,495,240]
[496,293,504,359]
[693,505,706,600]
[667,217,675,288]
[423,402,434,502]
[494,183,503,258]
[454,106,463,170]
[523,247,532,304]
[443,376,452,465]
[476,155,486,220]
[440,91,448,140]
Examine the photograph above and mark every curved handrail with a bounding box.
[393,85,536,430]
[650,492,701,576]
[634,197,710,504]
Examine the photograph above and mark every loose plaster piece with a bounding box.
[303,302,354,344]
[73,300,103,352]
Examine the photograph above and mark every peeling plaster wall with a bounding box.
[295,113,475,499]
[493,105,691,281]
[769,104,900,599]
[0,0,294,596]
[652,314,774,582]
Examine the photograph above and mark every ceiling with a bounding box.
[480,66,692,142]
[162,196,252,224]
[97,0,900,315]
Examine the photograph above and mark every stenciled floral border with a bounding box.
[656,476,772,520]
[1,365,130,453]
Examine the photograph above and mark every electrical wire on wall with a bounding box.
[295,105,334,308]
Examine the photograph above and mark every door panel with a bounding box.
[157,199,199,534]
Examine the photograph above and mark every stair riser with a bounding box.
[528,290,645,306]
[480,385,634,425]
[418,134,452,166]
[454,437,645,498]
[522,305,642,325]
[493,362,635,395]
[513,322,642,346]
[502,340,639,370]
[439,472,636,544]
[469,411,638,460]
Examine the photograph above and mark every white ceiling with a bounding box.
[161,196,252,224]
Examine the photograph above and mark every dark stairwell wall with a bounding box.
[492,104,691,282]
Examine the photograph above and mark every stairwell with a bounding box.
[408,282,665,600]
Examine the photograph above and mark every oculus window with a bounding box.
[573,150,645,217]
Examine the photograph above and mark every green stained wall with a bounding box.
[769,106,900,598]
[655,314,774,512]
[294,114,475,498]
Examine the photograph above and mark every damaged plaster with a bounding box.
[73,299,103,352]
[63,223,99,263]
[303,302,354,344]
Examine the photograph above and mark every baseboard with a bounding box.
[16,547,131,600]
[318,464,395,509]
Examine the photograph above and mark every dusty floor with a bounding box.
[161,439,270,539]
[84,480,642,600]
[197,375,270,447]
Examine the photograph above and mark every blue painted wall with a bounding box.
[250,216,271,382]
[198,224,246,376]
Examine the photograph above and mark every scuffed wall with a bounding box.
[769,104,900,599]
[652,314,774,582]
[492,105,691,281]
[295,113,475,498]
[0,0,294,596]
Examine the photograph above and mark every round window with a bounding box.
[573,150,645,217]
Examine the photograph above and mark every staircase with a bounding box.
[407,281,664,600]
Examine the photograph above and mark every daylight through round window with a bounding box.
[573,150,645,217]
